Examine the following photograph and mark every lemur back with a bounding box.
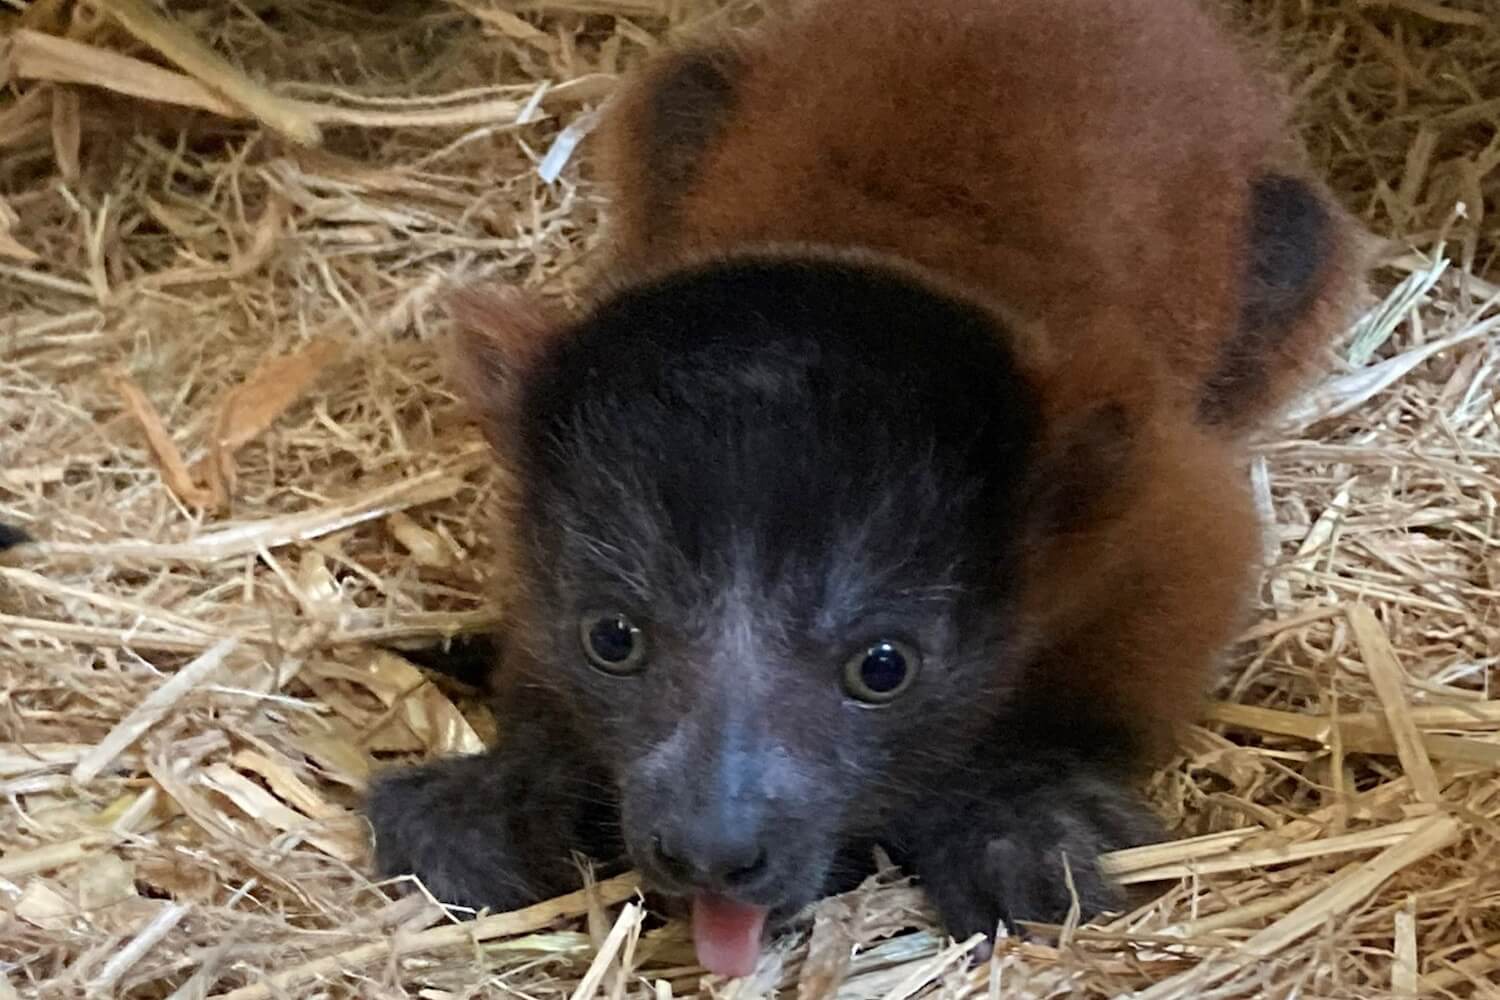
[599,0,1361,434]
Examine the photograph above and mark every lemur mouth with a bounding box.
[630,841,788,977]
[691,892,770,979]
[627,867,777,978]
[643,880,778,977]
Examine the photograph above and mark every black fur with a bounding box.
[518,256,1041,612]
[896,749,1162,941]
[366,692,619,910]
[1240,174,1333,335]
[1200,172,1334,425]
[0,523,32,551]
[367,257,1149,939]
[638,47,743,244]
[384,633,500,691]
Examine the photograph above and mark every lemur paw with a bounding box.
[365,753,575,912]
[909,770,1162,943]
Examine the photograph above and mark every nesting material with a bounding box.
[2,1,1499,997]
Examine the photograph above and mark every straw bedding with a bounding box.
[1,1,1498,997]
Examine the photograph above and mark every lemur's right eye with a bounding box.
[580,612,647,674]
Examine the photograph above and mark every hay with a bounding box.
[0,0,1497,997]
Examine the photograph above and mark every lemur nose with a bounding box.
[652,830,770,890]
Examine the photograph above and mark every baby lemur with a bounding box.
[367,0,1361,977]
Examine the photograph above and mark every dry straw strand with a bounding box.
[71,637,240,784]
[209,875,642,1000]
[1347,603,1444,804]
[93,0,322,143]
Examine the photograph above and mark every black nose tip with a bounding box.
[652,831,770,890]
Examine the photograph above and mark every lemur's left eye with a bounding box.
[843,640,919,704]
[580,612,647,674]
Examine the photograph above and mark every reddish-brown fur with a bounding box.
[606,0,1356,403]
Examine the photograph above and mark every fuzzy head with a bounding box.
[449,254,1121,925]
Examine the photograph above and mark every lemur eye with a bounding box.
[843,640,919,704]
[580,612,647,674]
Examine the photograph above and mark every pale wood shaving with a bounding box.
[198,762,365,863]
[108,370,216,509]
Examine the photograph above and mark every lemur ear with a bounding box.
[597,41,747,252]
[1198,171,1351,429]
[443,284,565,450]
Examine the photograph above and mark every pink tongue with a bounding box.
[691,893,769,979]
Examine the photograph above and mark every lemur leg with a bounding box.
[365,719,617,911]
